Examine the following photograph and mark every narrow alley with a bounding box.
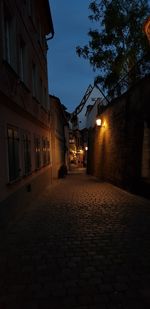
[0,169,150,309]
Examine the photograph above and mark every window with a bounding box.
[28,0,35,25]
[4,13,12,64]
[38,22,42,44]
[40,78,43,105]
[22,132,31,175]
[19,39,26,83]
[42,137,46,165]
[32,63,40,100]
[42,137,50,166]
[3,5,17,70]
[44,87,48,109]
[34,136,41,169]
[46,139,50,164]
[7,126,20,182]
[28,0,33,17]
[32,63,37,98]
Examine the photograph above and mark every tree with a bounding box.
[76,0,150,97]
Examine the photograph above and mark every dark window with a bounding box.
[4,13,12,64]
[28,0,35,25]
[7,127,20,181]
[42,137,50,166]
[42,137,46,165]
[32,63,36,97]
[46,139,50,164]
[44,87,47,109]
[28,0,33,17]
[32,63,38,98]
[34,136,41,169]
[40,78,43,105]
[22,133,31,175]
[19,39,26,83]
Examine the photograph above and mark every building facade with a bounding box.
[0,0,54,206]
[50,95,69,179]
[78,85,102,130]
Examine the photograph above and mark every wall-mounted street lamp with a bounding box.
[96,115,106,128]
[96,116,102,127]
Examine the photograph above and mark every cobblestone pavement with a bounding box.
[0,170,150,309]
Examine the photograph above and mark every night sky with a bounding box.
[47,1,97,113]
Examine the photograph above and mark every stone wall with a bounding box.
[87,75,150,193]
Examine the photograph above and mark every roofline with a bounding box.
[49,95,69,124]
[46,0,54,39]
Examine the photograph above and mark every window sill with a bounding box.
[34,167,41,172]
[22,172,32,178]
[6,177,22,186]
[35,164,50,171]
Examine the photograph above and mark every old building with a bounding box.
[69,84,107,168]
[77,85,103,130]
[50,95,69,179]
[0,0,54,207]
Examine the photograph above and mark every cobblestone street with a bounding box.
[0,169,150,308]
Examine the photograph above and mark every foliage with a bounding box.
[76,0,150,96]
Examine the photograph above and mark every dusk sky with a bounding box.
[47,1,97,113]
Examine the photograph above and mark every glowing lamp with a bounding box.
[96,117,102,127]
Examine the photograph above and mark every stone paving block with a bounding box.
[0,171,150,308]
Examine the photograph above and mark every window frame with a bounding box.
[2,4,16,70]
[22,131,32,176]
[4,11,12,65]
[7,125,20,182]
[34,136,41,170]
[32,62,37,98]
[19,38,27,84]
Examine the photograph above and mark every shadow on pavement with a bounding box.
[69,164,86,174]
